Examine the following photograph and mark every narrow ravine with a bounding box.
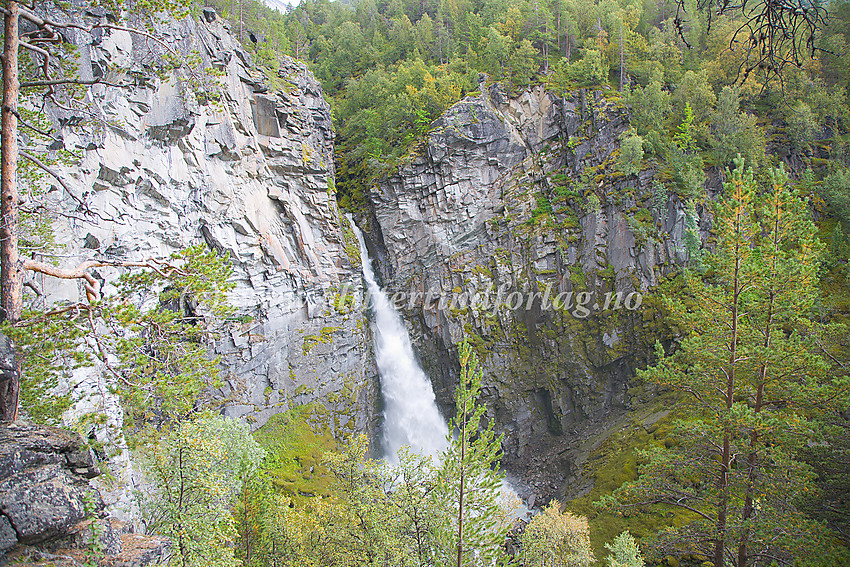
[351,219,450,461]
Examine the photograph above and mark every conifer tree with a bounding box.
[434,340,513,567]
[598,157,847,566]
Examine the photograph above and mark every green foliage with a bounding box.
[682,200,703,270]
[432,340,513,567]
[335,59,474,206]
[672,103,697,154]
[822,166,850,230]
[626,72,670,140]
[550,49,610,89]
[252,404,338,504]
[605,530,644,567]
[236,339,517,567]
[709,86,765,170]
[617,129,645,176]
[317,435,412,566]
[511,39,539,90]
[529,192,554,224]
[141,413,266,567]
[81,491,106,567]
[787,100,819,151]
[3,313,82,424]
[599,158,846,564]
[106,246,234,429]
[672,70,716,126]
[11,246,233,427]
[520,501,595,567]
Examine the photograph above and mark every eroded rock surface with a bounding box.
[368,83,697,501]
[0,424,99,553]
[0,423,171,564]
[26,6,377,517]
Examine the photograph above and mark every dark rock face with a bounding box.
[369,85,691,502]
[0,423,170,565]
[0,516,16,553]
[0,423,99,482]
[0,334,18,423]
[0,424,102,548]
[0,465,103,544]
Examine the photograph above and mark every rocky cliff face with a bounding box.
[367,82,692,500]
[0,423,170,566]
[28,6,376,517]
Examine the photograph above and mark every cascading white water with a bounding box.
[351,219,529,518]
[351,222,450,461]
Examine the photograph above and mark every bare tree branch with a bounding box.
[22,257,189,303]
[21,78,126,88]
[19,150,80,201]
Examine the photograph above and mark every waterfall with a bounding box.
[351,221,450,461]
[350,219,530,517]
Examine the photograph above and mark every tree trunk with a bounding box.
[619,21,625,91]
[715,222,742,567]
[556,12,560,51]
[456,397,466,567]
[0,0,21,423]
[738,203,780,566]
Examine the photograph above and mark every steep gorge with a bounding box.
[364,82,694,500]
[22,4,691,520]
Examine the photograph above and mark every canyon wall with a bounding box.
[367,81,696,500]
[27,6,377,517]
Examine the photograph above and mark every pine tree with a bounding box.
[434,340,513,567]
[605,531,644,567]
[598,157,847,566]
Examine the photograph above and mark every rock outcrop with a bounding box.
[0,423,170,566]
[26,6,377,517]
[367,83,695,501]
[0,423,101,552]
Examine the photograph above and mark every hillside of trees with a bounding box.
[208,0,849,216]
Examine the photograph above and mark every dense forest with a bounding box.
[3,0,849,565]
[206,0,850,215]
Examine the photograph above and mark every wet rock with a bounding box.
[369,86,687,500]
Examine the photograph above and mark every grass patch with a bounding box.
[564,391,689,558]
[253,404,339,505]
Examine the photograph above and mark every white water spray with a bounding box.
[351,219,529,518]
[351,221,450,461]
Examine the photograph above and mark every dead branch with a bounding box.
[23,257,189,303]
[21,78,127,89]
[12,110,54,137]
[19,150,84,203]
[17,7,206,85]
[19,151,119,225]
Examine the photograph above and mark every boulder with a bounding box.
[0,423,103,552]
